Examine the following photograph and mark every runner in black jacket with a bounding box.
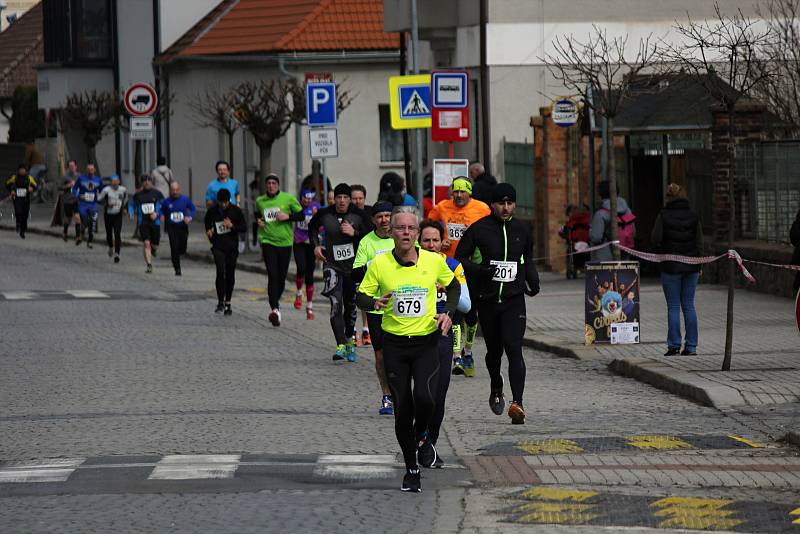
[205,188,247,315]
[455,183,539,425]
[308,183,369,362]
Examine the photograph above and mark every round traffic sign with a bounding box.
[124,83,158,117]
[553,98,578,128]
[795,288,800,334]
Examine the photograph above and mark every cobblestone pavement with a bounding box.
[2,228,800,533]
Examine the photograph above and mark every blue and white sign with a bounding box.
[398,84,431,120]
[432,72,467,108]
[553,98,579,128]
[306,82,337,126]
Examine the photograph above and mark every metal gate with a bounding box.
[737,141,800,243]
[503,141,534,218]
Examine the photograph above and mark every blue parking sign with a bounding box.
[398,85,431,120]
[306,82,337,126]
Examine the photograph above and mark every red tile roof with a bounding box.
[0,2,43,98]
[159,0,398,62]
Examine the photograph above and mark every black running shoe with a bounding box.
[224,304,232,316]
[489,389,505,416]
[215,302,224,314]
[680,349,697,356]
[432,455,444,468]
[664,348,680,356]
[113,255,120,263]
[418,435,437,469]
[401,469,421,493]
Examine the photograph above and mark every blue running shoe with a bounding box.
[452,356,465,375]
[379,395,394,415]
[333,344,346,361]
[345,340,357,362]
[463,355,475,377]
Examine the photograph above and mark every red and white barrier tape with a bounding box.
[540,239,800,284]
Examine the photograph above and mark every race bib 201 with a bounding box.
[490,260,517,282]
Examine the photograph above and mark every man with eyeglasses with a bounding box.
[455,183,540,425]
[356,209,460,493]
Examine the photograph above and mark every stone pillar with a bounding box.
[710,102,766,243]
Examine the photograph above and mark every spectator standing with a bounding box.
[651,183,702,356]
[150,156,174,198]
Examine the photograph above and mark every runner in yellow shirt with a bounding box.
[356,209,460,493]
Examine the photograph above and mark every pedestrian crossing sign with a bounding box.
[389,74,432,129]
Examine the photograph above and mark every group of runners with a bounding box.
[8,159,541,493]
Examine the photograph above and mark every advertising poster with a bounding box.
[585,261,640,345]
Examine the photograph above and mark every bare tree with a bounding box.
[666,3,774,371]
[230,79,353,186]
[188,86,240,174]
[59,90,123,167]
[545,26,662,259]
[755,0,800,132]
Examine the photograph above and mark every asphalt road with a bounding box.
[1,229,799,533]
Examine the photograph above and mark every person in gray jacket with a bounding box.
[590,180,635,261]
[150,156,174,198]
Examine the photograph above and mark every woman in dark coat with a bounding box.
[651,184,703,356]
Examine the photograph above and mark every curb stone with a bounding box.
[609,357,747,408]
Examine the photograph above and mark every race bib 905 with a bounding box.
[393,288,427,317]
[490,260,517,282]
[332,242,354,261]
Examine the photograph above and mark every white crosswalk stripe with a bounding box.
[0,458,85,483]
[314,454,400,480]
[148,454,241,480]
[1,291,37,300]
[65,290,111,299]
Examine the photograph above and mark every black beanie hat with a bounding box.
[372,201,393,215]
[217,188,231,202]
[491,182,516,203]
[334,183,351,197]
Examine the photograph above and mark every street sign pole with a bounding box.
[410,0,423,209]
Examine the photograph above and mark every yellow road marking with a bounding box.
[728,435,764,448]
[791,507,800,524]
[245,287,266,294]
[625,435,693,450]
[651,496,744,530]
[515,502,601,525]
[520,487,598,502]
[516,439,584,455]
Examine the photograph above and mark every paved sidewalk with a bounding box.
[526,271,800,412]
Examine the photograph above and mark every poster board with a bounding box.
[585,261,640,345]
[432,158,469,206]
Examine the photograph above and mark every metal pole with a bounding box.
[322,157,329,206]
[410,0,424,209]
[661,134,669,205]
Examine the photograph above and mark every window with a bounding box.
[42,0,112,64]
[75,0,112,61]
[378,104,403,162]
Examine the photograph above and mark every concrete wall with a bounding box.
[165,59,403,207]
